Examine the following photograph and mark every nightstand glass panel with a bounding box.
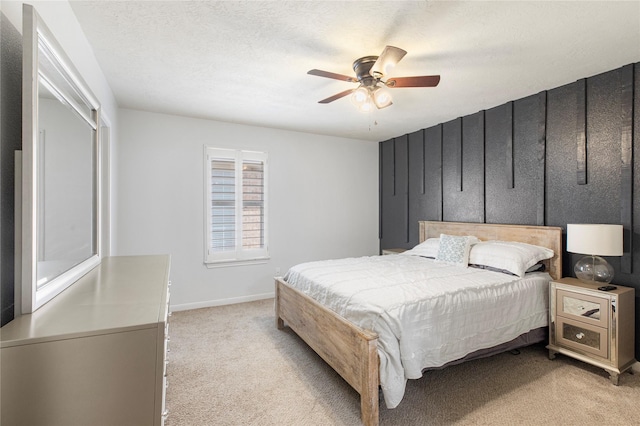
[556,289,609,328]
[562,322,600,349]
[556,316,608,358]
[562,295,601,319]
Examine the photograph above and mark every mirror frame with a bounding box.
[21,4,101,313]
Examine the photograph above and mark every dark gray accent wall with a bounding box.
[407,130,426,248]
[442,113,485,223]
[1,13,22,327]
[635,64,640,356]
[405,126,444,248]
[379,62,640,358]
[380,135,409,249]
[485,93,547,225]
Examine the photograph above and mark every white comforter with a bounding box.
[283,254,549,408]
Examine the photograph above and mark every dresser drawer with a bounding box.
[556,316,608,359]
[556,289,608,328]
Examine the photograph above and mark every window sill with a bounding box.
[204,257,270,269]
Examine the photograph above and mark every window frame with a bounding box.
[203,146,269,265]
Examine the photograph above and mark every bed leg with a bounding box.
[275,279,285,330]
[360,338,379,426]
[360,391,379,426]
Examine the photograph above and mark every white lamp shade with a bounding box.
[567,224,623,256]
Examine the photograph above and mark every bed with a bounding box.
[275,221,562,426]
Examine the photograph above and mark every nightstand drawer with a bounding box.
[556,316,608,359]
[556,289,608,328]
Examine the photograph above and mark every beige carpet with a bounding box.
[165,299,640,425]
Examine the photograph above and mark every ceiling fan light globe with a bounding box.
[351,87,369,105]
[372,87,392,108]
[359,100,373,112]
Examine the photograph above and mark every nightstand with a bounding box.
[381,248,407,255]
[547,277,636,385]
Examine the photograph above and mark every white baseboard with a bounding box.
[631,361,640,374]
[170,292,274,312]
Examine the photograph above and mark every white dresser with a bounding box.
[1,255,171,425]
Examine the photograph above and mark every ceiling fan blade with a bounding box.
[370,46,407,78]
[318,89,355,104]
[385,75,441,88]
[308,69,358,83]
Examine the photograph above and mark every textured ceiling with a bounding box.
[69,1,640,142]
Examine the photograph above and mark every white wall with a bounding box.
[117,109,379,310]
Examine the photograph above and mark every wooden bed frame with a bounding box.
[275,221,563,426]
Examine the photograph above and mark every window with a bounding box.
[204,147,268,264]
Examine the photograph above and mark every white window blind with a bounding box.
[205,147,268,263]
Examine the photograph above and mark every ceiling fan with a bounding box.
[308,46,440,111]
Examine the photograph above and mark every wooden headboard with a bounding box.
[419,221,563,280]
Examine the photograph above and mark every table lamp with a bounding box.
[566,224,623,284]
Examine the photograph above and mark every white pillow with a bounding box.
[403,238,440,258]
[436,234,478,266]
[468,240,554,277]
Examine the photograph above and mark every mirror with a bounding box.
[21,4,101,313]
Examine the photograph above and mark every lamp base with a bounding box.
[574,255,614,284]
